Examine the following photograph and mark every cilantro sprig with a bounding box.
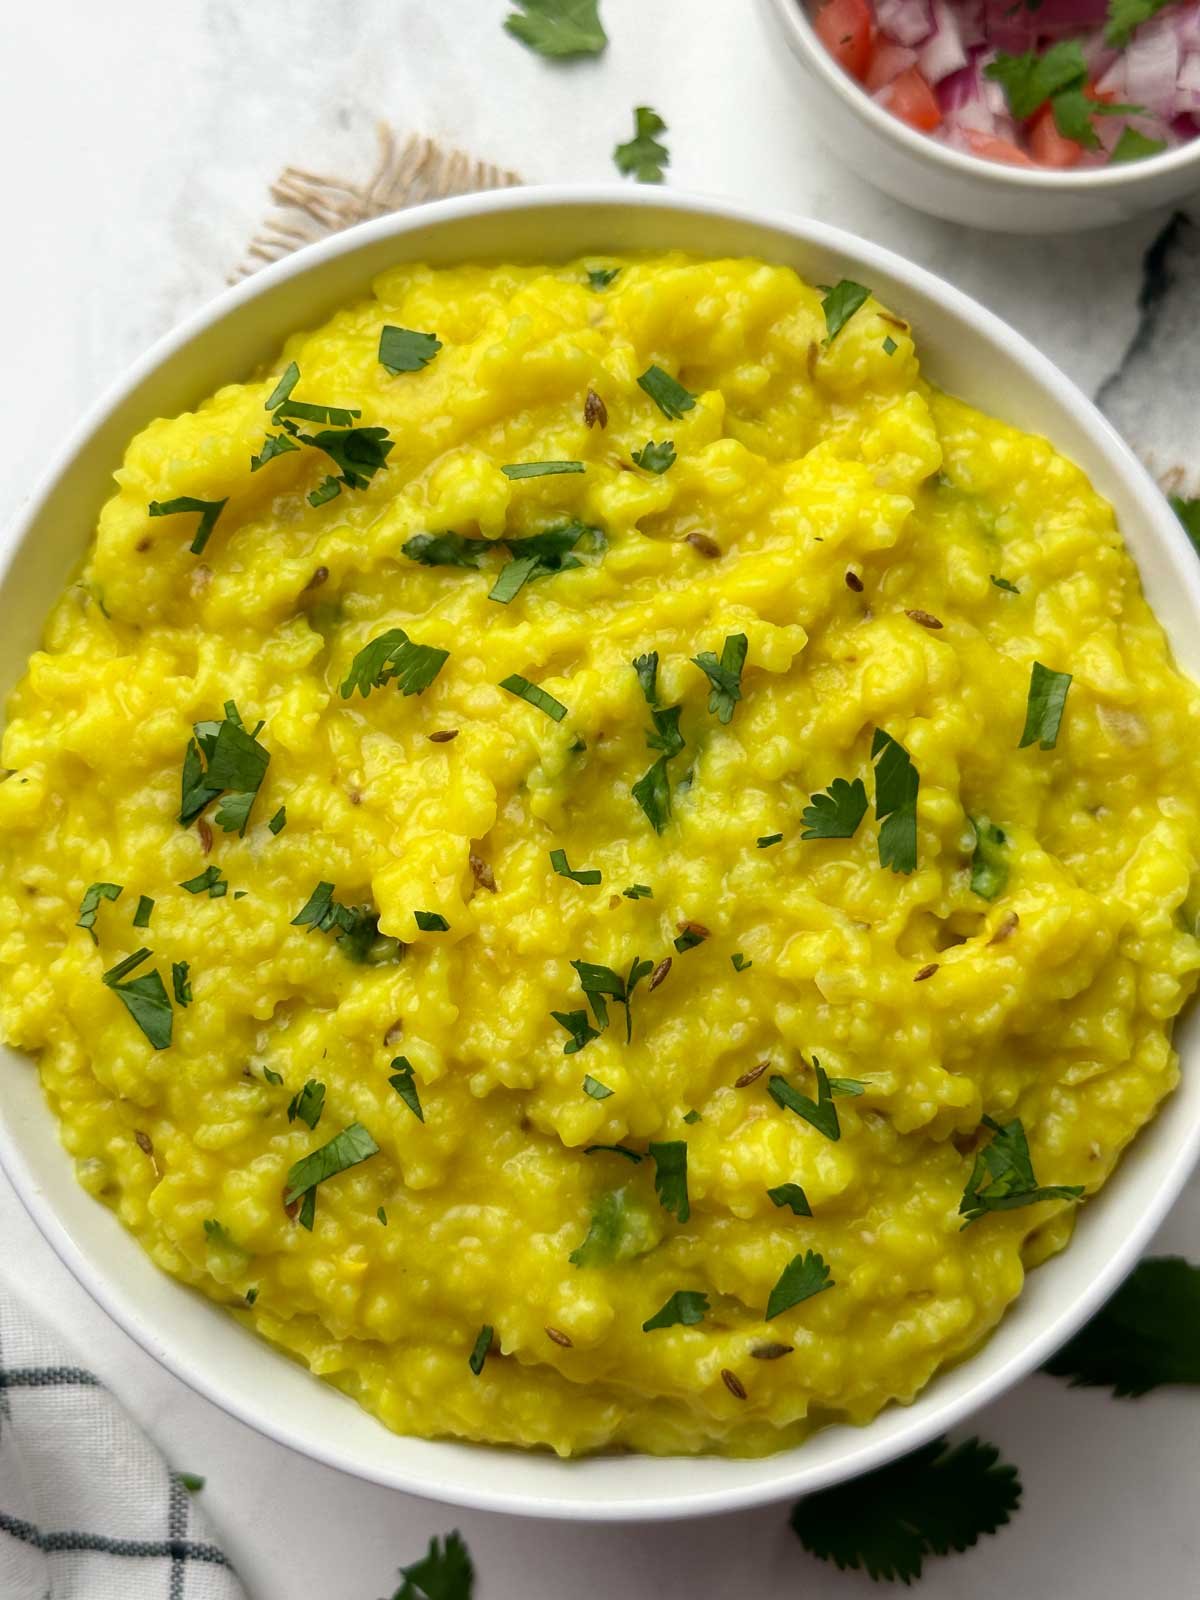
[873,728,919,874]
[768,1061,859,1142]
[766,1250,833,1319]
[283,1121,379,1230]
[614,106,669,183]
[801,776,867,841]
[504,0,607,58]
[340,628,448,699]
[179,701,270,836]
[692,633,748,725]
[378,326,442,374]
[637,363,695,420]
[642,1290,708,1332]
[570,955,654,1043]
[1043,1255,1200,1396]
[959,1115,1083,1226]
[102,948,173,1050]
[821,280,871,342]
[648,1140,689,1222]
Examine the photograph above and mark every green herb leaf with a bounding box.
[388,1056,425,1122]
[768,1183,812,1216]
[649,1140,689,1222]
[872,729,919,874]
[283,1121,379,1206]
[102,948,173,1050]
[985,40,1087,119]
[633,652,659,704]
[801,776,868,841]
[673,925,708,954]
[176,1472,206,1493]
[172,961,192,1006]
[821,280,871,342]
[296,425,393,492]
[147,496,228,556]
[403,530,491,569]
[414,910,450,932]
[389,1529,475,1600]
[77,881,122,943]
[268,806,287,835]
[179,865,227,898]
[766,1249,833,1319]
[379,325,442,374]
[631,439,676,474]
[632,754,672,832]
[683,1109,701,1124]
[468,1326,492,1377]
[1105,0,1172,48]
[377,1208,387,1225]
[960,1114,1083,1226]
[691,633,748,725]
[582,1074,612,1099]
[569,1186,658,1268]
[757,833,783,849]
[488,521,597,603]
[308,476,342,508]
[646,705,684,759]
[298,1189,316,1229]
[179,704,270,833]
[1043,1255,1200,1396]
[882,335,898,355]
[549,848,601,885]
[637,363,695,420]
[552,1008,601,1054]
[340,627,449,699]
[584,1143,644,1163]
[264,362,300,412]
[499,673,567,721]
[570,955,651,1042]
[642,1289,708,1332]
[501,460,585,479]
[275,398,362,428]
[969,815,1009,901]
[132,895,154,928]
[614,106,669,183]
[1110,125,1167,163]
[1170,494,1200,552]
[587,266,620,290]
[287,1078,326,1130]
[790,1435,1021,1583]
[826,1077,866,1097]
[291,881,337,929]
[623,883,653,899]
[1018,661,1071,749]
[504,0,607,58]
[250,431,301,472]
[990,574,1020,594]
[731,952,752,971]
[768,1063,842,1141]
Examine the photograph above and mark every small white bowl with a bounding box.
[763,0,1200,231]
[2,186,1199,1520]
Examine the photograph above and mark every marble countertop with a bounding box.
[2,2,1198,1595]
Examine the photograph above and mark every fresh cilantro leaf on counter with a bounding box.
[283,1122,380,1221]
[550,848,601,885]
[340,628,449,699]
[1170,494,1200,552]
[172,961,192,1006]
[388,1056,425,1122]
[642,1289,708,1332]
[766,1249,833,1319]
[969,815,1009,901]
[1106,0,1172,48]
[587,266,620,289]
[1110,126,1167,163]
[147,496,228,556]
[501,460,585,479]
[133,895,154,929]
[692,633,748,725]
[1019,661,1071,749]
[388,1530,475,1600]
[287,1078,326,1130]
[872,729,919,874]
[633,651,659,704]
[414,911,450,932]
[790,1434,1021,1583]
[102,948,173,1050]
[179,701,270,835]
[632,440,676,474]
[768,1062,843,1142]
[649,1140,689,1222]
[499,673,568,721]
[614,106,669,183]
[582,1074,612,1100]
[768,1183,813,1216]
[801,776,868,841]
[959,1114,1083,1226]
[637,362,694,419]
[77,882,122,943]
[378,325,442,374]
[180,865,228,899]
[552,1008,601,1055]
[821,280,871,342]
[1043,1255,1200,1396]
[403,531,491,569]
[468,1326,493,1377]
[504,0,607,57]
[990,573,1020,594]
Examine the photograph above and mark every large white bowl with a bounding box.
[762,0,1200,232]
[2,186,1198,1521]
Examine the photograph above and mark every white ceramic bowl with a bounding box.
[2,186,1198,1521]
[762,0,1200,231]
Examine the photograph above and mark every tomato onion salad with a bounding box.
[809,0,1200,169]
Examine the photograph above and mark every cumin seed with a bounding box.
[988,911,1020,945]
[750,1342,794,1361]
[282,1186,300,1220]
[545,1326,573,1348]
[134,1130,154,1156]
[428,729,459,743]
[649,957,672,991]
[197,818,213,855]
[721,1368,748,1399]
[845,570,864,592]
[677,920,710,939]
[913,962,939,982]
[304,566,330,591]
[905,608,943,629]
[470,852,497,893]
[584,389,608,428]
[734,1061,770,1088]
[685,532,721,558]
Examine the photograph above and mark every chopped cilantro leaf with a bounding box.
[614,106,669,183]
[1018,661,1071,749]
[623,883,652,899]
[990,574,1020,594]
[250,431,300,472]
[821,280,871,342]
[264,362,300,412]
[985,40,1087,120]
[133,895,154,928]
[203,1219,241,1252]
[757,833,783,848]
[268,806,287,835]
[1043,1255,1200,1396]
[180,865,227,898]
[274,399,361,427]
[504,0,607,57]
[179,704,270,834]
[498,673,568,721]
[147,496,228,556]
[340,627,448,699]
[549,848,601,885]
[632,754,672,832]
[582,1074,612,1099]
[648,1140,689,1222]
[768,1062,842,1141]
[1171,494,1200,552]
[291,883,400,964]
[637,363,695,420]
[287,1078,326,1130]
[377,1207,387,1225]
[587,266,620,289]
[632,439,676,474]
[403,530,491,569]
[766,1249,833,1319]
[552,1008,601,1054]
[414,911,450,932]
[378,325,442,374]
[872,729,919,874]
[388,1056,425,1122]
[1110,126,1166,163]
[642,1289,708,1332]
[488,521,598,603]
[683,1109,701,1124]
[172,961,192,1006]
[646,704,684,757]
[308,476,342,508]
[468,1325,493,1376]
[673,925,708,954]
[969,815,1009,901]
[584,1143,643,1162]
[283,1121,379,1207]
[633,651,659,704]
[768,1183,812,1216]
[691,633,747,724]
[731,952,752,971]
[1106,0,1172,48]
[790,1435,1021,1583]
[882,335,898,355]
[801,775,868,841]
[77,881,122,943]
[176,1472,206,1492]
[501,460,585,479]
[102,948,173,1050]
[296,425,393,492]
[570,955,652,1042]
[569,1186,657,1268]
[959,1114,1083,1226]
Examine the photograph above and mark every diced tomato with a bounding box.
[1030,106,1083,168]
[865,42,918,94]
[884,68,943,132]
[814,0,874,82]
[963,129,1038,167]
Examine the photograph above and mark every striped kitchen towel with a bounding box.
[0,1290,245,1600]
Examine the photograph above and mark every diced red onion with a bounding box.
[1178,52,1200,115]
[1125,14,1181,117]
[919,0,969,83]
[875,0,933,47]
[866,40,920,89]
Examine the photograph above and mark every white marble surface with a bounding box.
[2,2,1199,1595]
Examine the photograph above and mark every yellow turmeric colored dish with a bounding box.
[2,253,1199,1459]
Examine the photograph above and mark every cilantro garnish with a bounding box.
[632,756,672,833]
[623,883,652,899]
[340,628,448,699]
[499,673,568,722]
[614,106,669,183]
[582,1074,612,1099]
[268,806,287,835]
[250,431,300,472]
[570,955,653,1042]
[549,848,601,885]
[388,1056,424,1122]
[633,651,659,704]
[147,496,228,556]
[985,40,1088,120]
[291,883,401,963]
[960,1114,1083,1226]
[414,910,450,932]
[102,948,173,1050]
[990,574,1020,594]
[1105,0,1172,48]
[263,362,300,411]
[821,280,871,342]
[637,363,695,420]
[377,1208,387,1226]
[683,1109,701,1124]
[504,0,607,57]
[790,1435,1021,1583]
[757,833,783,848]
[132,895,154,928]
[552,1008,601,1054]
[489,522,600,603]
[801,776,867,840]
[387,1531,474,1600]
[587,266,620,290]
[501,460,585,479]
[1170,494,1200,551]
[969,815,1008,901]
[468,1326,492,1377]
[872,728,919,874]
[766,1250,833,1318]
[691,633,747,725]
[283,1121,379,1228]
[673,925,708,954]
[297,425,394,499]
[731,952,752,971]
[403,531,491,569]
[180,865,228,898]
[882,335,898,355]
[1043,1255,1200,1396]
[569,1186,657,1268]
[1110,126,1166,163]
[648,1140,689,1222]
[179,701,270,835]
[172,961,192,1006]
[202,1220,240,1253]
[287,1079,325,1130]
[647,704,685,757]
[308,476,341,508]
[1019,661,1071,749]
[378,325,442,374]
[77,881,122,943]
[631,440,676,474]
[768,1183,812,1216]
[274,399,361,427]
[768,1062,844,1142]
[642,1290,708,1332]
[584,1143,643,1162]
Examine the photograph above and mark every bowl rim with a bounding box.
[3,181,1199,1521]
[763,0,1200,191]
